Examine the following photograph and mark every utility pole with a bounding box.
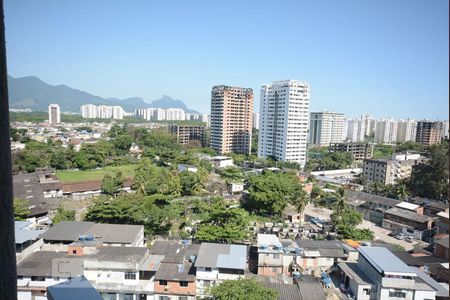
[0,0,18,298]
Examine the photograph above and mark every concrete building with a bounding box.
[363,153,421,185]
[210,85,253,155]
[258,80,310,167]
[165,108,185,121]
[48,104,61,125]
[361,114,377,137]
[81,104,98,119]
[253,112,260,130]
[374,119,398,144]
[195,243,247,297]
[329,142,374,162]
[168,124,208,147]
[397,119,417,143]
[81,104,124,120]
[382,207,434,241]
[415,121,444,145]
[441,120,449,139]
[338,246,438,300]
[345,118,365,142]
[309,111,345,146]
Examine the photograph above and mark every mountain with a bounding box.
[149,95,199,114]
[7,75,199,113]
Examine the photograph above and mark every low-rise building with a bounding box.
[382,207,434,241]
[347,191,401,226]
[436,211,449,235]
[338,246,439,300]
[363,154,421,185]
[178,164,198,173]
[434,236,449,260]
[15,221,45,263]
[42,221,145,247]
[329,142,374,161]
[195,243,247,297]
[209,156,234,168]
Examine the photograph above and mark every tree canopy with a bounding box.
[210,278,277,300]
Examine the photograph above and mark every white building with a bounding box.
[345,118,365,142]
[441,120,449,139]
[48,104,60,125]
[81,104,124,120]
[361,114,377,137]
[258,80,310,167]
[81,104,98,119]
[375,118,398,144]
[253,112,260,130]
[397,119,417,142]
[309,111,345,146]
[165,108,185,121]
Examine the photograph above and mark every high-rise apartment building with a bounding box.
[361,114,377,137]
[309,111,345,146]
[442,120,449,139]
[253,112,260,130]
[258,80,310,166]
[396,119,417,143]
[415,121,444,145]
[48,104,60,125]
[374,118,398,144]
[165,108,185,121]
[81,104,124,119]
[81,104,98,119]
[344,118,365,142]
[210,85,253,155]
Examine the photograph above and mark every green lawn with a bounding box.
[56,164,137,183]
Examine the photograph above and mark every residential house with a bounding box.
[338,246,439,300]
[434,236,449,260]
[46,275,103,300]
[195,243,247,297]
[15,221,45,263]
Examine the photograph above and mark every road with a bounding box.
[303,204,416,251]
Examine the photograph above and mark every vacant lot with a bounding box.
[56,164,137,183]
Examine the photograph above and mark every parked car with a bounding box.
[406,236,415,243]
[395,233,406,240]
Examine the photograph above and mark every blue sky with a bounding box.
[4,0,449,118]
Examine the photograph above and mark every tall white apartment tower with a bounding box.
[48,104,60,125]
[309,111,345,146]
[253,112,260,130]
[81,104,98,118]
[396,119,417,142]
[375,118,398,144]
[258,80,310,167]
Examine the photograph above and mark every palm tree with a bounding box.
[396,184,410,201]
[370,181,384,195]
[332,187,349,215]
[293,188,310,224]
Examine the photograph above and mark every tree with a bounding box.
[210,278,277,300]
[220,166,244,181]
[112,134,133,154]
[84,195,142,225]
[292,188,309,220]
[410,140,449,201]
[395,184,409,201]
[101,171,125,195]
[180,171,205,196]
[245,171,302,216]
[13,198,30,220]
[52,207,75,224]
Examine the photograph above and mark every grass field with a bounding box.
[56,164,137,183]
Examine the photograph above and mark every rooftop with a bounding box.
[17,251,76,277]
[92,246,148,263]
[338,262,374,285]
[84,223,143,244]
[396,202,420,211]
[347,190,401,208]
[47,276,103,300]
[149,240,199,263]
[359,246,416,276]
[257,234,282,247]
[435,236,449,249]
[412,267,449,297]
[15,228,45,244]
[154,262,196,282]
[42,221,95,242]
[385,207,433,223]
[195,243,247,270]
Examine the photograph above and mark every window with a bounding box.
[179,281,189,287]
[124,294,134,300]
[205,267,212,271]
[124,271,136,280]
[179,297,188,300]
[363,289,370,295]
[159,280,168,286]
[273,254,280,259]
[72,250,77,255]
[159,296,169,300]
[203,280,211,287]
[389,291,406,298]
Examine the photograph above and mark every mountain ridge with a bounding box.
[7,75,200,114]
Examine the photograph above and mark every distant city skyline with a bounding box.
[4,0,449,119]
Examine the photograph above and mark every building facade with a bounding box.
[48,104,60,125]
[329,142,374,161]
[253,112,260,130]
[309,111,345,146]
[374,119,398,144]
[415,121,444,145]
[258,80,310,167]
[168,124,208,147]
[210,85,253,155]
[396,119,417,143]
[81,104,124,120]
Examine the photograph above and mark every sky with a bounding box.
[4,0,449,118]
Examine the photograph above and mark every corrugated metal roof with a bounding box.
[42,221,95,242]
[359,246,416,275]
[47,275,103,300]
[15,229,45,244]
[195,243,247,270]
